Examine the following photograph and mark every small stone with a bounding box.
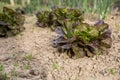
[118,35,120,39]
[29,69,39,76]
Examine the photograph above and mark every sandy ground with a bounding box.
[0,13,120,80]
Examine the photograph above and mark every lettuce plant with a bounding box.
[36,11,51,27]
[53,20,112,59]
[0,7,25,37]
[52,8,83,22]
[36,7,83,30]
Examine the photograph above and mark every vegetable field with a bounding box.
[0,0,120,80]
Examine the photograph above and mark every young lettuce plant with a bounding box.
[53,20,112,59]
[0,7,25,37]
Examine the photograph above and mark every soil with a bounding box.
[0,13,120,80]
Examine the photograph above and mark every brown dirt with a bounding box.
[0,14,120,80]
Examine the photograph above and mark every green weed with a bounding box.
[24,64,30,69]
[0,64,4,72]
[0,64,8,80]
[108,68,116,75]
[25,54,33,61]
[53,63,59,70]
[13,63,19,67]
[11,70,18,77]
[0,72,8,80]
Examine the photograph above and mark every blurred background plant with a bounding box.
[0,0,120,19]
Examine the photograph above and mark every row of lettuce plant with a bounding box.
[0,7,112,59]
[36,7,112,59]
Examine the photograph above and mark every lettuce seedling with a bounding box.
[0,7,25,37]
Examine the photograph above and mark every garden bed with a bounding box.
[0,14,120,80]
